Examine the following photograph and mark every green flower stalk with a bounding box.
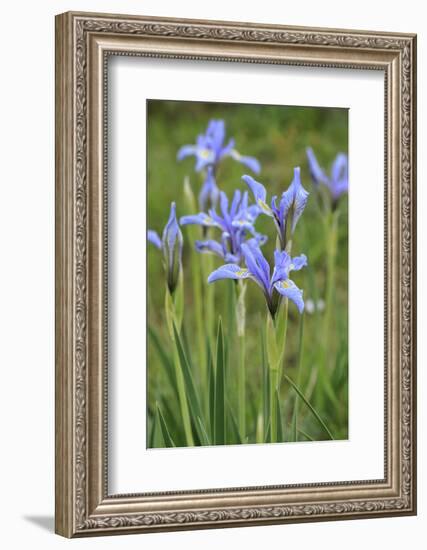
[236,280,247,439]
[183,178,207,394]
[208,241,307,443]
[148,203,194,446]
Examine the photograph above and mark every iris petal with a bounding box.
[241,241,271,293]
[208,264,250,284]
[207,119,226,151]
[306,147,328,186]
[195,239,225,259]
[180,212,218,227]
[242,175,267,203]
[219,138,236,159]
[331,153,348,183]
[271,249,292,286]
[177,144,197,161]
[274,279,304,313]
[229,150,261,174]
[147,230,162,249]
[280,167,309,234]
[162,202,183,294]
[290,253,308,272]
[198,168,219,211]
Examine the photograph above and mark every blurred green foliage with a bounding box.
[147,100,348,446]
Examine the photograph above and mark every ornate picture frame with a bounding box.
[55,11,417,537]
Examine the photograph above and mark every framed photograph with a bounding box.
[55,11,417,537]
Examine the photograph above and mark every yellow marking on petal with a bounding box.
[236,269,248,277]
[257,199,271,213]
[280,280,290,289]
[199,148,213,160]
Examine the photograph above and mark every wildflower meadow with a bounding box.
[147,100,348,448]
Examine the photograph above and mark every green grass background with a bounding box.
[147,99,348,446]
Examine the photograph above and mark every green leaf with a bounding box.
[173,271,184,330]
[284,374,334,440]
[161,394,185,447]
[264,421,271,444]
[172,323,204,429]
[260,323,270,438]
[148,325,178,399]
[196,417,211,446]
[207,342,215,438]
[275,390,283,442]
[226,400,242,445]
[181,323,194,373]
[156,404,176,447]
[265,313,280,370]
[148,411,156,449]
[297,428,314,442]
[290,313,305,443]
[214,319,226,445]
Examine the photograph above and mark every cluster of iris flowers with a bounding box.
[148,118,348,448]
[149,120,309,318]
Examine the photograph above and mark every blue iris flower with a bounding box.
[306,147,348,203]
[177,119,261,174]
[208,239,307,316]
[198,167,220,211]
[147,202,183,295]
[180,189,266,264]
[242,167,309,249]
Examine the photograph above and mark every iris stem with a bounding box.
[203,251,215,349]
[187,230,207,391]
[266,294,289,444]
[238,333,246,439]
[325,210,339,360]
[318,209,339,408]
[183,177,207,399]
[270,366,279,443]
[236,281,247,440]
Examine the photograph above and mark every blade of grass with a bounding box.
[214,319,226,445]
[161,393,184,447]
[275,390,284,442]
[264,421,271,444]
[284,374,334,440]
[286,424,315,442]
[196,417,211,446]
[298,428,315,442]
[207,341,215,439]
[148,412,156,449]
[226,400,242,445]
[148,325,178,399]
[156,403,176,447]
[290,313,305,443]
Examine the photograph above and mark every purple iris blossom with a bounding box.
[177,119,261,174]
[147,202,183,295]
[242,167,309,249]
[198,167,220,211]
[306,147,348,204]
[180,189,266,264]
[208,240,307,316]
